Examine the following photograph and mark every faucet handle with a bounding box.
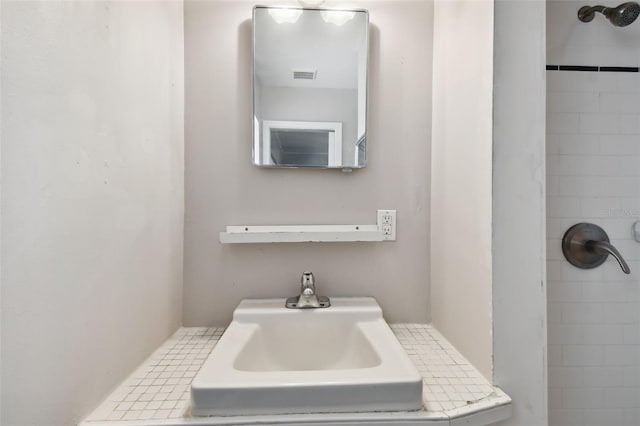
[562,223,631,274]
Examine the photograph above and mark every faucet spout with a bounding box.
[585,240,631,274]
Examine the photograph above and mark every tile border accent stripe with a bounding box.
[547,65,639,73]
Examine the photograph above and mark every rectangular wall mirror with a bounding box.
[252,6,369,170]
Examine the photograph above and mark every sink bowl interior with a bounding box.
[234,320,381,372]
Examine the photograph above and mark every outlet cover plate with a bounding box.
[377,210,396,241]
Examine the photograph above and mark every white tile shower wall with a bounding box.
[547,70,640,426]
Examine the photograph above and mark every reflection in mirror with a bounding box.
[252,6,369,169]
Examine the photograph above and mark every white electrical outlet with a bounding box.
[377,210,396,240]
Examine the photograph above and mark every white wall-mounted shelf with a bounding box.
[219,210,396,244]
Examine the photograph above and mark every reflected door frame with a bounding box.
[262,120,342,167]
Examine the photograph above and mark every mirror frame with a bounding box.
[251,5,370,171]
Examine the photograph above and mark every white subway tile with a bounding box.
[612,156,640,177]
[547,71,591,92]
[547,261,563,281]
[548,113,581,134]
[619,114,640,134]
[582,197,621,218]
[548,196,582,218]
[603,388,640,408]
[607,240,640,261]
[548,155,639,178]
[549,344,563,366]
[599,135,640,155]
[623,325,639,344]
[548,92,600,113]
[623,367,639,387]
[604,346,639,367]
[561,263,604,282]
[562,388,603,409]
[547,174,560,196]
[612,73,640,94]
[548,366,584,388]
[547,218,565,239]
[619,198,640,215]
[548,302,563,324]
[550,134,600,155]
[600,93,640,114]
[583,409,625,426]
[563,345,603,366]
[600,218,637,239]
[549,324,583,344]
[547,238,564,260]
[549,409,584,426]
[582,325,625,345]
[623,408,639,426]
[549,388,563,410]
[601,261,640,282]
[547,155,560,176]
[548,282,583,303]
[563,303,603,324]
[582,282,637,303]
[558,176,603,197]
[597,177,640,197]
[583,367,625,388]
[580,113,620,134]
[602,303,639,324]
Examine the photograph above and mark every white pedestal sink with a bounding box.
[191,297,423,416]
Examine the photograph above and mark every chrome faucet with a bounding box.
[285,272,331,309]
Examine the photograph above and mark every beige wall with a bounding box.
[430,0,494,379]
[1,2,184,425]
[184,0,433,326]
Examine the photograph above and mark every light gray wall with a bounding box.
[184,0,433,326]
[546,2,640,425]
[1,2,184,425]
[430,0,494,380]
[260,86,358,166]
[493,1,548,425]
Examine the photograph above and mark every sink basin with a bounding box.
[191,297,422,416]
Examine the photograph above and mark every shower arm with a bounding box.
[579,5,610,21]
[584,240,631,274]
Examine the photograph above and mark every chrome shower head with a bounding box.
[578,2,640,27]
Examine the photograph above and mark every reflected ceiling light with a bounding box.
[298,0,326,6]
[321,10,356,26]
[268,8,303,24]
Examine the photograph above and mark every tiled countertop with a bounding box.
[81,325,511,426]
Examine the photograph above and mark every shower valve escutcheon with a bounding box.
[286,272,331,309]
[562,223,631,274]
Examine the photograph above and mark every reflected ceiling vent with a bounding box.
[293,70,317,80]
